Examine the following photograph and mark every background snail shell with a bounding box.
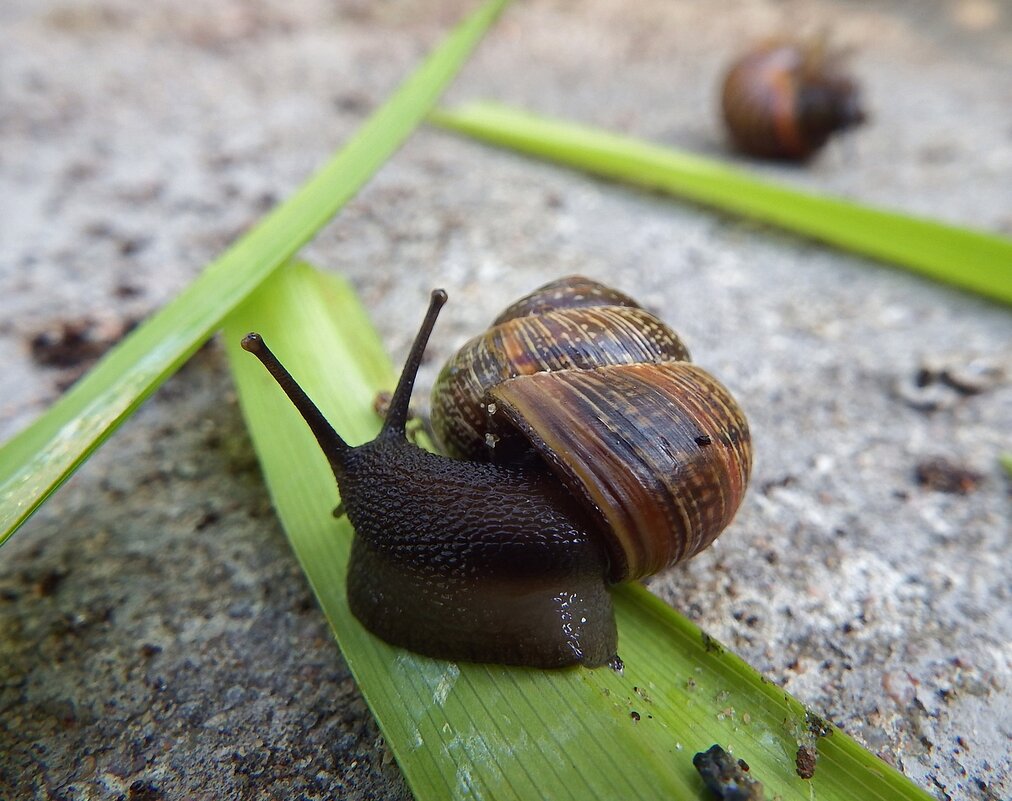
[720,38,866,160]
[431,276,752,583]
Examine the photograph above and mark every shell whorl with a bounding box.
[493,275,643,324]
[486,363,751,582]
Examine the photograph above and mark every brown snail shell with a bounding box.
[431,276,691,462]
[720,38,866,160]
[431,276,752,583]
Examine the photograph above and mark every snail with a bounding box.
[720,38,866,160]
[242,276,752,668]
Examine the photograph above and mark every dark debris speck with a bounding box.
[805,711,834,739]
[194,509,220,531]
[914,458,983,495]
[701,632,725,655]
[127,779,162,801]
[29,317,137,370]
[795,745,817,779]
[693,744,765,801]
[35,569,68,597]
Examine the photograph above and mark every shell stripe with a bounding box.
[770,69,806,158]
[566,370,694,572]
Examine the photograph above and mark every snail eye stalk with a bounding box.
[241,332,349,476]
[380,289,448,438]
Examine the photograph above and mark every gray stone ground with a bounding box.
[1,1,1010,799]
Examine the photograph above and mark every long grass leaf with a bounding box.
[224,261,933,801]
[430,102,1012,305]
[0,0,508,546]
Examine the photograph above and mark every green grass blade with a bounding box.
[1000,453,1012,479]
[224,262,933,801]
[0,0,508,546]
[430,102,1012,305]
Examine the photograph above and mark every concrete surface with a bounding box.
[1,1,1010,799]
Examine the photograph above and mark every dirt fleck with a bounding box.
[693,744,765,800]
[114,283,144,299]
[795,745,817,779]
[28,316,138,389]
[29,317,127,368]
[760,474,796,494]
[917,357,1005,396]
[194,509,220,531]
[334,91,371,114]
[914,458,983,495]
[372,390,393,419]
[633,685,652,704]
[34,568,67,597]
[118,235,150,256]
[127,779,163,801]
[897,356,1005,411]
[930,774,955,801]
[805,711,834,739]
[702,631,725,655]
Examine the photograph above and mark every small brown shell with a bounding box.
[487,363,751,582]
[721,39,865,160]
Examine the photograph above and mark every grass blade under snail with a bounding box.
[430,102,1012,306]
[0,0,509,547]
[225,261,934,801]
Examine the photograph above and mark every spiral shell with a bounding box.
[720,39,865,160]
[431,276,752,583]
[432,277,690,461]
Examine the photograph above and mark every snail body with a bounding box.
[243,276,751,668]
[721,39,865,160]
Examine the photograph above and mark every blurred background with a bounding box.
[1,1,1009,799]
